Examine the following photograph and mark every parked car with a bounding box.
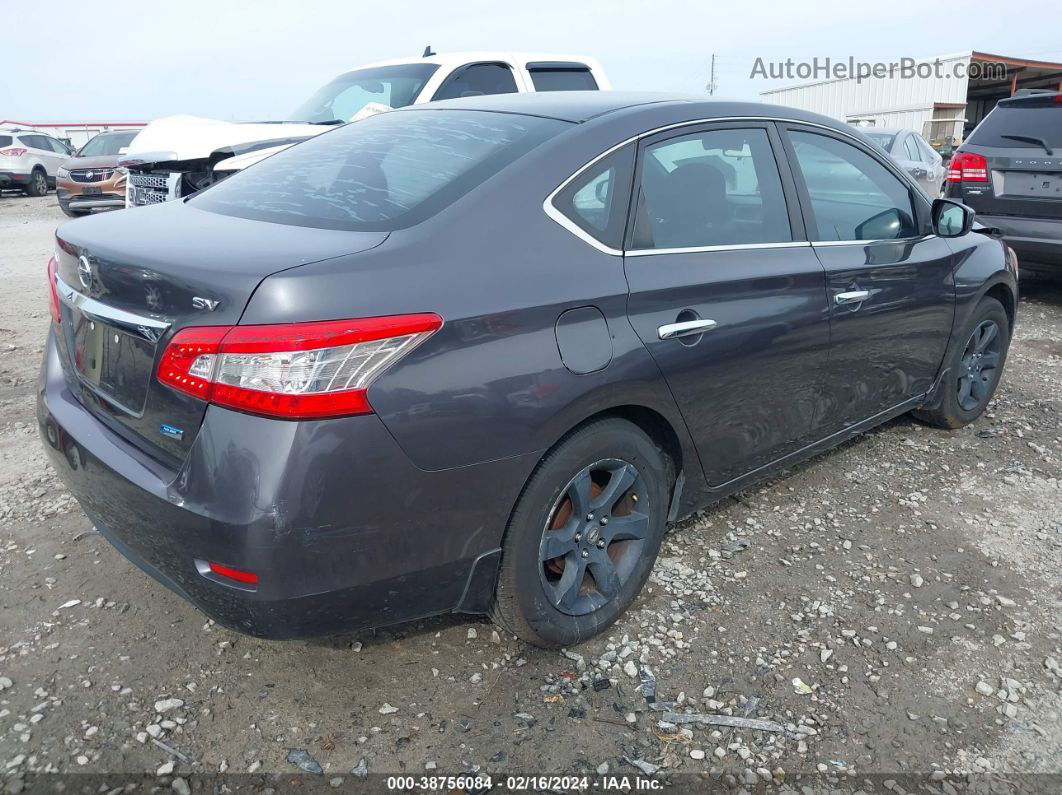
[945,91,1062,275]
[39,92,1017,647]
[122,50,609,206]
[56,130,139,217]
[0,129,74,196]
[854,126,946,195]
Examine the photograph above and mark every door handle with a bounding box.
[658,319,718,339]
[834,290,870,306]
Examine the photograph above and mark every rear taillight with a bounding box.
[47,257,61,325]
[946,152,989,183]
[157,314,442,419]
[0,147,28,157]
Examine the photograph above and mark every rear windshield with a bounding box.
[192,109,570,231]
[0,135,11,148]
[863,131,897,151]
[967,105,1062,149]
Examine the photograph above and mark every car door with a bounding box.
[20,135,52,175]
[779,124,956,432]
[623,122,832,486]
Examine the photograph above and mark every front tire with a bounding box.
[491,418,671,648]
[914,296,1010,429]
[26,168,48,197]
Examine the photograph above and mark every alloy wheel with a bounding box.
[957,319,1001,411]
[34,172,47,195]
[538,458,649,616]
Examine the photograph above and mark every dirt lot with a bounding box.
[1,193,1060,792]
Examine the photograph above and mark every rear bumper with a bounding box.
[975,213,1062,270]
[36,329,532,638]
[0,170,31,187]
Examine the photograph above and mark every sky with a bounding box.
[5,0,1062,122]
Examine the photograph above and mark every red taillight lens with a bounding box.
[207,562,259,585]
[0,148,28,157]
[157,314,442,419]
[47,256,61,325]
[946,152,989,183]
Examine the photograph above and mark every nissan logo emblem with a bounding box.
[77,256,93,290]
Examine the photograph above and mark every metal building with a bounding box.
[0,120,146,149]
[760,51,1062,153]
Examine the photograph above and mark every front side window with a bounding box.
[291,64,439,123]
[528,65,598,92]
[788,130,918,241]
[633,127,792,250]
[432,63,518,101]
[552,146,634,249]
[192,109,569,231]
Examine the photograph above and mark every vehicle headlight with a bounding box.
[57,167,70,178]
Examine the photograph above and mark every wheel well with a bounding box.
[984,283,1015,329]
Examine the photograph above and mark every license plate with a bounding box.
[1004,172,1062,198]
[71,313,156,414]
[82,186,102,195]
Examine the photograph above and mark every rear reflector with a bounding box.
[47,256,61,325]
[947,152,989,183]
[207,562,259,585]
[157,314,443,419]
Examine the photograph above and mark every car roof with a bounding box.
[357,51,604,71]
[394,90,855,130]
[853,126,906,135]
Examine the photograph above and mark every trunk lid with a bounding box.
[53,201,387,464]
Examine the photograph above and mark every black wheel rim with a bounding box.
[957,319,1002,411]
[538,458,649,617]
[35,172,46,194]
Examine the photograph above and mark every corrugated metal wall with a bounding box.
[760,53,972,133]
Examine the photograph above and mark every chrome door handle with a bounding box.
[834,290,870,306]
[658,319,718,339]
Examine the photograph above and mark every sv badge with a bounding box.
[192,296,220,311]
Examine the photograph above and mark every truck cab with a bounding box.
[122,51,609,206]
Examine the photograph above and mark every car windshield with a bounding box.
[862,131,897,151]
[78,131,138,157]
[192,109,570,231]
[291,64,440,123]
[967,104,1062,149]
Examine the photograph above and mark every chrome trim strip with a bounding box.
[627,241,811,257]
[543,114,926,255]
[54,274,170,338]
[811,234,936,247]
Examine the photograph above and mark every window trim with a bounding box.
[544,115,934,256]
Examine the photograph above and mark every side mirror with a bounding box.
[932,198,974,238]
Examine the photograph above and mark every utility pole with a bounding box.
[707,54,717,95]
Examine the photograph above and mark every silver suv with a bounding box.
[0,129,74,196]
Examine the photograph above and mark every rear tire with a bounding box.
[26,168,48,197]
[914,296,1010,429]
[491,418,671,648]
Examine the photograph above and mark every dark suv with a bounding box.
[945,91,1062,274]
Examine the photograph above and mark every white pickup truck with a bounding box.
[121,50,609,206]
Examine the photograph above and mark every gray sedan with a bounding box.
[854,126,945,195]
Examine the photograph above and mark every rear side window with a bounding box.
[788,130,917,241]
[0,135,11,148]
[967,105,1062,149]
[552,145,635,249]
[528,64,598,92]
[903,135,922,162]
[432,63,519,101]
[192,110,569,231]
[633,127,792,249]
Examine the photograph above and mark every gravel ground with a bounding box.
[1,193,1060,792]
